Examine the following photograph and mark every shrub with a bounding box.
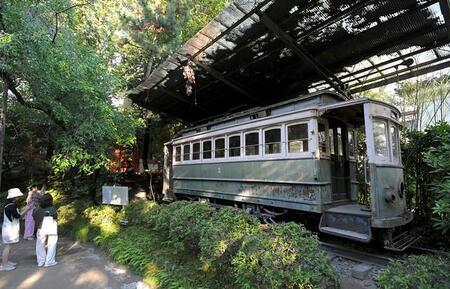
[162,201,216,253]
[424,122,450,236]
[124,200,159,227]
[376,255,450,289]
[59,200,339,289]
[84,205,123,236]
[232,222,339,289]
[198,206,259,265]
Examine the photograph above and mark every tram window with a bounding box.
[203,140,212,159]
[337,127,343,156]
[287,123,308,153]
[245,132,259,156]
[215,138,225,158]
[373,120,389,158]
[348,130,355,157]
[390,125,399,161]
[183,144,190,161]
[229,135,241,157]
[264,128,281,154]
[175,146,181,162]
[318,123,327,153]
[192,142,200,160]
[329,128,335,155]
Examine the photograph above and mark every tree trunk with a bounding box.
[90,168,100,204]
[0,78,8,191]
[142,116,151,172]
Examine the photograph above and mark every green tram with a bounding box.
[162,91,415,250]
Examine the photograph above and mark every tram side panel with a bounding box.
[172,158,334,213]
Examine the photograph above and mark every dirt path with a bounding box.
[0,237,147,289]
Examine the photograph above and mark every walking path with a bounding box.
[0,237,147,289]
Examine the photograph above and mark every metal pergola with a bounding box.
[129,0,450,123]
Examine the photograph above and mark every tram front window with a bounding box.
[391,124,400,162]
[373,120,389,158]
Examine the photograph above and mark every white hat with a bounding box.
[7,188,23,199]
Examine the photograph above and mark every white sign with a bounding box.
[102,186,129,206]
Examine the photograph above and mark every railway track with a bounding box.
[320,240,450,269]
[319,241,394,267]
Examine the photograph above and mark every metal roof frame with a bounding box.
[129,0,450,123]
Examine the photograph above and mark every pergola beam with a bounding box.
[143,0,273,94]
[439,0,450,34]
[349,60,450,93]
[194,60,262,104]
[296,0,377,43]
[350,54,450,88]
[157,86,209,113]
[256,10,349,98]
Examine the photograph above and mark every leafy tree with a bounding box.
[74,0,232,87]
[0,0,140,181]
[396,75,450,131]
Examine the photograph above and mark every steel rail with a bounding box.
[319,241,393,267]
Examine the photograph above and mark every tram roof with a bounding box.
[129,0,450,123]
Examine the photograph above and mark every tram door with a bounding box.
[329,121,350,201]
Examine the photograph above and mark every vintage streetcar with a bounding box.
[162,91,415,251]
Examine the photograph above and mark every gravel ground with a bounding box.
[329,255,385,289]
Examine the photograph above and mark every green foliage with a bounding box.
[376,255,450,289]
[1,0,141,176]
[58,199,337,289]
[232,223,339,289]
[424,122,450,235]
[75,0,231,88]
[198,207,259,265]
[84,205,123,236]
[123,201,338,289]
[401,122,450,244]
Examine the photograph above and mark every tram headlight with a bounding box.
[384,188,396,202]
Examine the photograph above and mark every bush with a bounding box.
[232,222,339,289]
[124,200,159,227]
[376,255,450,289]
[84,205,123,237]
[58,199,338,289]
[198,206,259,265]
[424,122,450,236]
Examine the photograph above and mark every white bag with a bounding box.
[41,216,57,235]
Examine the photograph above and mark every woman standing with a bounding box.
[23,185,41,240]
[1,188,28,271]
[33,193,58,267]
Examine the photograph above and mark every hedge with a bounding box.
[58,200,339,289]
[376,255,450,289]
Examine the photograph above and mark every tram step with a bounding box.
[320,226,371,242]
[384,231,420,252]
[319,205,372,242]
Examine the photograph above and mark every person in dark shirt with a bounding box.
[2,188,28,271]
[33,193,58,267]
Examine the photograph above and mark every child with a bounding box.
[23,185,41,240]
[33,193,58,267]
[1,188,28,271]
